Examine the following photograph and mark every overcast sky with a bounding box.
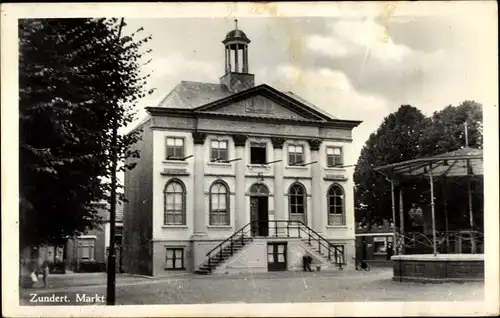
[121,8,496,164]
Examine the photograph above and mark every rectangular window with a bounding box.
[250,143,267,164]
[327,147,343,167]
[115,226,123,236]
[373,237,388,254]
[329,244,345,264]
[78,238,95,261]
[166,137,184,160]
[210,140,228,162]
[288,145,304,165]
[165,248,184,270]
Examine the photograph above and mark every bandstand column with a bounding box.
[309,139,323,232]
[192,132,207,236]
[399,187,405,254]
[233,135,247,229]
[390,181,398,253]
[271,138,286,223]
[467,159,477,253]
[428,169,437,256]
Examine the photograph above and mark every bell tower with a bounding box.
[220,19,255,93]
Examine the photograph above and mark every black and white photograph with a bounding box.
[1,2,498,317]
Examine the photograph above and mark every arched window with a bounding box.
[327,184,345,225]
[209,181,230,225]
[288,183,306,223]
[249,183,269,196]
[164,179,186,225]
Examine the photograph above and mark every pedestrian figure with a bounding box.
[359,260,370,271]
[386,243,394,260]
[357,238,370,271]
[41,261,50,288]
[302,254,313,272]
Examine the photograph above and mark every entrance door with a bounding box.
[250,196,269,237]
[267,243,287,271]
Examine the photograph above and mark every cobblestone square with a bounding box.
[19,268,484,306]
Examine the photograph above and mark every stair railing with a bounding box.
[201,220,346,272]
[205,222,254,272]
[294,220,345,269]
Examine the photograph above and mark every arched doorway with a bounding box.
[249,183,269,237]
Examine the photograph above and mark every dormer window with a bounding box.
[210,140,228,162]
[327,147,343,167]
[166,137,184,160]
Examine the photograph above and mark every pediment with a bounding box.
[193,84,333,122]
[206,95,312,120]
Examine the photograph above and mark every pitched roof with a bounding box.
[93,197,124,223]
[282,91,337,120]
[375,147,483,178]
[158,81,232,109]
[156,81,338,121]
[430,147,482,158]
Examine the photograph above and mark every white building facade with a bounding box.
[122,25,362,276]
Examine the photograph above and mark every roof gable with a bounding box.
[194,84,335,121]
[203,95,312,121]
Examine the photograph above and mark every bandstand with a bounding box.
[374,147,484,283]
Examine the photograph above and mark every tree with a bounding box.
[354,105,429,222]
[418,101,483,156]
[19,18,153,248]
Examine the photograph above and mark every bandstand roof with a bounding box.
[374,147,483,179]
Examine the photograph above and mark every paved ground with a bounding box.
[19,268,484,306]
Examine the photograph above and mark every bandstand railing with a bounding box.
[396,230,484,255]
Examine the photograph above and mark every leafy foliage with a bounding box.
[354,105,428,222]
[419,101,483,156]
[19,18,153,247]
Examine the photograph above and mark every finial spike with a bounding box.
[235,19,238,29]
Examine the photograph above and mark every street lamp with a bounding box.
[106,17,125,306]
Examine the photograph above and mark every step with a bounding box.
[218,248,244,254]
[197,238,255,273]
[212,248,245,256]
[218,243,246,249]
[213,252,237,258]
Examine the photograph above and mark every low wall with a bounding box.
[392,254,484,283]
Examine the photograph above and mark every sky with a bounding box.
[120,7,497,166]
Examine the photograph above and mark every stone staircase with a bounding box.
[301,239,344,270]
[195,237,254,274]
[194,220,345,274]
